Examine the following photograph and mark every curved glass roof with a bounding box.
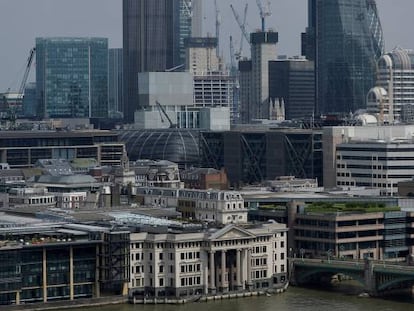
[118,129,201,169]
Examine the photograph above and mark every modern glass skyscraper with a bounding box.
[36,37,108,118]
[122,0,201,123]
[303,0,384,115]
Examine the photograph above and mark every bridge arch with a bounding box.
[377,276,414,292]
[296,267,365,286]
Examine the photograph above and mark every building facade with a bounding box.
[335,140,414,196]
[303,0,384,115]
[122,0,201,123]
[129,222,288,298]
[240,32,278,123]
[0,130,126,168]
[269,58,315,120]
[35,37,108,119]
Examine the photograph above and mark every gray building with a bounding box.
[239,32,278,123]
[108,48,123,119]
[269,58,315,120]
[35,37,108,119]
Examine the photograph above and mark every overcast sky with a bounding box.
[0,0,413,92]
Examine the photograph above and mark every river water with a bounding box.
[73,287,413,311]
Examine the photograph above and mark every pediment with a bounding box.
[209,224,254,240]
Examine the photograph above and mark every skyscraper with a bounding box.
[36,37,108,119]
[108,48,123,118]
[303,0,384,115]
[122,0,201,123]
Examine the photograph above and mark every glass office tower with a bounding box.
[303,0,384,115]
[36,37,108,119]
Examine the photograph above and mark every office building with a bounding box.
[323,125,414,189]
[108,48,123,118]
[123,0,201,123]
[0,130,126,168]
[367,48,414,123]
[291,205,414,261]
[200,128,323,187]
[36,37,108,119]
[269,57,315,120]
[302,0,384,115]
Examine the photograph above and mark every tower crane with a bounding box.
[155,101,177,129]
[236,3,249,60]
[255,0,272,32]
[230,4,250,53]
[18,47,36,100]
[229,36,236,71]
[214,0,221,57]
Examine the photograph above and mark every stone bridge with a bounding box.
[289,258,414,296]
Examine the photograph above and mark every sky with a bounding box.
[0,0,413,92]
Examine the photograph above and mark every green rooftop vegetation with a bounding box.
[306,202,400,213]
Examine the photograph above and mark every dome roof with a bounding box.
[118,129,200,168]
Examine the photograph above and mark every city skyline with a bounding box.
[0,0,413,92]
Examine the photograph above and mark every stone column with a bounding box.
[43,247,47,302]
[246,248,252,290]
[15,291,20,305]
[209,251,216,294]
[221,250,227,292]
[69,246,74,300]
[236,249,242,290]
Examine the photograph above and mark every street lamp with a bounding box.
[339,245,345,260]
[300,248,305,262]
[327,249,333,263]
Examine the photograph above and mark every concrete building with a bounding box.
[129,222,288,298]
[36,37,108,118]
[240,32,278,123]
[367,48,414,123]
[269,57,315,120]
[323,125,414,189]
[290,205,414,261]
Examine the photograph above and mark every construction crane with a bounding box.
[230,4,250,50]
[214,0,221,57]
[229,36,236,71]
[18,47,36,99]
[236,3,248,60]
[155,101,177,129]
[1,47,36,124]
[255,0,272,32]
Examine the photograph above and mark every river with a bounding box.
[72,287,413,311]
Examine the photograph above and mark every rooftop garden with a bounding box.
[306,202,400,213]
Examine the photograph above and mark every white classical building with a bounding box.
[135,187,248,225]
[129,222,288,298]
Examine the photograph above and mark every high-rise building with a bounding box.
[108,48,123,118]
[122,0,201,123]
[239,32,278,123]
[269,57,315,120]
[36,37,108,119]
[303,0,384,115]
